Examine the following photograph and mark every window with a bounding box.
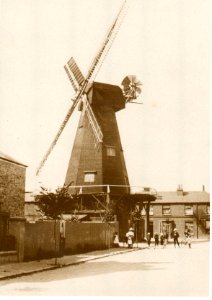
[106,146,116,157]
[184,205,193,215]
[206,204,210,215]
[84,171,96,183]
[185,221,194,235]
[162,205,171,215]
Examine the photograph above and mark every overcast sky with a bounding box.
[0,0,210,192]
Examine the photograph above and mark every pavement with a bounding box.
[0,238,208,281]
[0,246,141,281]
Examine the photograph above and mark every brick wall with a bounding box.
[0,159,26,217]
[149,203,210,239]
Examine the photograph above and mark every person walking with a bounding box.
[154,232,159,249]
[173,228,180,247]
[160,233,164,248]
[146,232,151,249]
[163,231,168,248]
[187,233,192,248]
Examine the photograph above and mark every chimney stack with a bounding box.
[177,184,183,196]
[202,185,205,192]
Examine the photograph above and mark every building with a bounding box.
[142,186,210,240]
[0,151,27,261]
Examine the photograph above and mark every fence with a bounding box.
[24,220,118,261]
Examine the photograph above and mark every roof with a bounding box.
[156,191,210,204]
[0,151,27,167]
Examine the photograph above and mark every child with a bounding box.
[154,232,159,249]
[187,234,192,248]
[147,232,151,249]
[164,231,168,248]
[126,228,134,248]
[113,232,119,248]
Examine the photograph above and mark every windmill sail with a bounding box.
[36,0,129,176]
[64,65,78,92]
[83,96,103,143]
[65,58,103,144]
[67,57,85,86]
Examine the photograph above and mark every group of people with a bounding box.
[113,228,135,248]
[146,228,192,249]
[113,227,192,249]
[147,231,169,249]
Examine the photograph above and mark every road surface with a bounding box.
[0,242,209,296]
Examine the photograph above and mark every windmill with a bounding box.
[34,1,159,239]
[36,0,141,192]
[35,0,145,232]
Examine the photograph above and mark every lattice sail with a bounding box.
[67,57,85,86]
[83,96,103,143]
[64,65,78,92]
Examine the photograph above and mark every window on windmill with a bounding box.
[184,205,193,216]
[84,172,96,183]
[106,146,116,157]
[162,205,171,215]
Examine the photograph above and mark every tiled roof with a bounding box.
[0,151,27,167]
[156,191,210,203]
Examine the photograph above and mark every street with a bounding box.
[0,242,209,296]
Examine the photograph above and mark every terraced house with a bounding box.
[142,186,210,240]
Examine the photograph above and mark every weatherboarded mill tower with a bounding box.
[64,82,130,195]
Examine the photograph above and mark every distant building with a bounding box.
[0,151,27,259]
[142,186,210,239]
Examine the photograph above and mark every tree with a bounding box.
[36,185,74,265]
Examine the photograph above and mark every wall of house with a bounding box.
[146,203,210,240]
[0,159,26,217]
[24,221,118,261]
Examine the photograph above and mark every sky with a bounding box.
[0,0,210,193]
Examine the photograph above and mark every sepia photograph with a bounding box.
[0,0,210,297]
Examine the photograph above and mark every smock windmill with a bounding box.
[36,0,142,196]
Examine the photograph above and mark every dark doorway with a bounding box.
[134,219,145,242]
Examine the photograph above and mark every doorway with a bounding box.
[160,221,174,239]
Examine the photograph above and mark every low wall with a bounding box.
[24,221,118,261]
